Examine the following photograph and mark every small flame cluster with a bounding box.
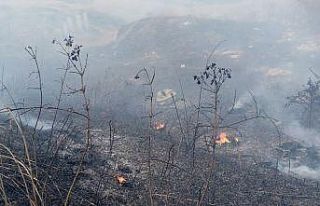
[154,121,166,131]
[215,132,230,145]
[215,132,239,146]
[115,175,127,186]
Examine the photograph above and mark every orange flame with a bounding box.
[154,121,166,130]
[215,132,230,145]
[115,175,127,185]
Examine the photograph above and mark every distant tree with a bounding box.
[286,78,320,128]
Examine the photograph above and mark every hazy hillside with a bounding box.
[85,16,319,122]
[92,16,318,88]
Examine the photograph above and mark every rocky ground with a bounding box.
[1,115,320,205]
[70,127,320,205]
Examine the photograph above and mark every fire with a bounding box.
[215,132,230,145]
[115,175,127,185]
[154,121,166,131]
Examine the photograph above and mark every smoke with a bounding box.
[21,116,54,131]
[280,164,320,179]
[0,1,319,179]
[284,121,320,147]
[276,121,320,179]
[291,165,320,179]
